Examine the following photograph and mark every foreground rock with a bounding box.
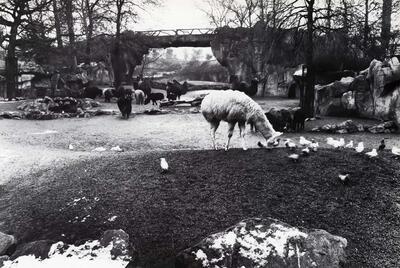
[175,218,347,268]
[0,232,16,256]
[2,229,133,268]
[11,240,55,260]
[100,229,132,259]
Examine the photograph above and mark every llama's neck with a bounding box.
[254,115,277,140]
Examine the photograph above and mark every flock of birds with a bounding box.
[260,136,400,183]
[159,137,400,177]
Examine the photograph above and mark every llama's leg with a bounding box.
[225,122,236,151]
[238,122,247,150]
[209,121,220,150]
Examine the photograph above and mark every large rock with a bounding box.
[315,77,354,116]
[0,255,10,267]
[100,229,131,260]
[315,58,400,128]
[11,240,55,260]
[175,218,347,268]
[0,232,16,255]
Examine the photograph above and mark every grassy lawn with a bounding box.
[1,148,400,267]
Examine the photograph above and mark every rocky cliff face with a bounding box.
[210,25,368,97]
[315,57,400,127]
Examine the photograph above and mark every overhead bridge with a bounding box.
[135,28,216,48]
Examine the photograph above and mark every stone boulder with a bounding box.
[175,218,347,268]
[315,77,355,116]
[11,240,55,260]
[315,58,400,127]
[0,232,16,255]
[0,255,10,267]
[100,229,132,260]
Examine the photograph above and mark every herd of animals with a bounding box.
[81,77,306,135]
[82,77,189,119]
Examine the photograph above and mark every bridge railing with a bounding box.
[136,28,216,37]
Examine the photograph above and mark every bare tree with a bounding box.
[76,0,109,64]
[52,0,63,48]
[107,0,159,88]
[0,0,51,99]
[381,0,393,56]
[203,0,232,27]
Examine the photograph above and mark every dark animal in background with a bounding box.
[167,91,177,101]
[104,89,113,102]
[265,108,292,132]
[83,86,102,99]
[117,87,133,119]
[239,79,258,96]
[144,92,164,105]
[139,78,152,98]
[378,139,386,151]
[292,108,306,131]
[229,75,258,96]
[166,80,188,100]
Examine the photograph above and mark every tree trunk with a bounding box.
[5,55,17,100]
[381,0,392,56]
[326,0,332,29]
[303,0,315,117]
[363,0,369,49]
[65,0,77,70]
[85,13,94,64]
[84,0,94,64]
[52,0,63,48]
[5,25,18,100]
[113,3,123,88]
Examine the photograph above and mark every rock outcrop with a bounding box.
[315,57,400,128]
[175,218,347,268]
[0,232,16,256]
[2,229,133,267]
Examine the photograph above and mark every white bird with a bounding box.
[308,140,319,152]
[355,142,364,153]
[93,146,107,152]
[345,140,354,149]
[110,145,123,152]
[337,138,345,148]
[327,137,345,148]
[299,136,312,147]
[392,146,400,156]
[288,154,300,162]
[68,144,74,150]
[326,137,334,145]
[160,158,169,173]
[338,174,350,183]
[365,148,378,158]
[284,139,297,150]
[267,138,280,147]
[301,147,310,156]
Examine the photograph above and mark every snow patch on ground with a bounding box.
[3,240,130,268]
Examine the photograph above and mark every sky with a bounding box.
[135,0,212,31]
[135,0,214,60]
